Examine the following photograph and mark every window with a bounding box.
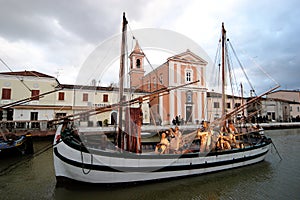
[31,112,39,128]
[153,77,156,90]
[1,88,11,99]
[214,113,219,120]
[214,102,220,108]
[235,103,241,108]
[147,80,150,90]
[290,107,292,111]
[58,92,65,100]
[136,59,141,68]
[159,74,163,84]
[31,90,40,100]
[186,70,192,82]
[227,103,231,109]
[103,94,108,102]
[297,107,299,112]
[83,93,88,101]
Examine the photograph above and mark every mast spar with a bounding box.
[221,22,227,117]
[117,12,128,149]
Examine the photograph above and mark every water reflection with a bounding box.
[0,129,299,200]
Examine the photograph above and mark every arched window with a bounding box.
[136,59,141,68]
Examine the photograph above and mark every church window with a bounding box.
[186,70,192,82]
[136,59,141,68]
[159,74,163,84]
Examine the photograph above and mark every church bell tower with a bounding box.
[129,40,145,89]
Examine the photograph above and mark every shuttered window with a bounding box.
[83,93,88,101]
[1,88,11,99]
[31,90,40,100]
[103,94,108,102]
[58,92,65,100]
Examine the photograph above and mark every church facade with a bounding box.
[129,41,208,125]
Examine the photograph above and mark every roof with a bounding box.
[143,49,207,78]
[0,70,55,79]
[167,49,208,65]
[269,89,300,94]
[261,97,300,104]
[58,84,149,94]
[130,40,144,56]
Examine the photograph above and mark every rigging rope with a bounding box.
[128,24,164,87]
[227,40,256,96]
[240,47,280,87]
[0,58,32,92]
[211,37,222,91]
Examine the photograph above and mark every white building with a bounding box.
[0,71,150,129]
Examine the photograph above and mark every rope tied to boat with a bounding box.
[57,131,94,175]
[270,139,283,161]
[80,144,93,175]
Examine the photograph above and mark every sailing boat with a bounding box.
[53,14,278,184]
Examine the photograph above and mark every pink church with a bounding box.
[129,41,208,125]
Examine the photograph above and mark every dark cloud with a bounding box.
[0,0,299,90]
[0,0,146,44]
[217,0,300,91]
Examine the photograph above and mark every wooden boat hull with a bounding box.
[53,126,271,184]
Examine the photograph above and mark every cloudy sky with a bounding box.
[0,0,299,92]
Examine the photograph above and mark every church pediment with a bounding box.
[168,49,208,65]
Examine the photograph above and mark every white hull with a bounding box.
[53,126,271,184]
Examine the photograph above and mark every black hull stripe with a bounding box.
[63,138,271,159]
[54,147,269,173]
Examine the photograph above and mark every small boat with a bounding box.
[53,13,278,185]
[0,130,33,156]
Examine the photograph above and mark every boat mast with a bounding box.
[117,12,128,149]
[221,22,227,117]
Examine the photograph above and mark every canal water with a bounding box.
[0,128,299,200]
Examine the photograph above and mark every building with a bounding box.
[267,90,300,102]
[267,90,300,121]
[207,92,245,121]
[129,41,208,125]
[56,84,150,126]
[0,71,150,129]
[0,71,60,129]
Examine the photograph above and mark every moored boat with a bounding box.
[0,130,33,156]
[53,13,278,185]
[53,125,271,184]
